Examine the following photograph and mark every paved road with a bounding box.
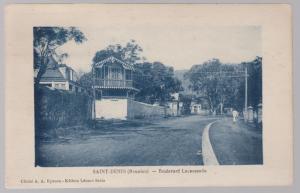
[37,116,217,167]
[209,118,263,165]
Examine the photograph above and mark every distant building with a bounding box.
[167,101,183,116]
[190,102,202,114]
[190,101,210,115]
[171,93,179,101]
[167,93,183,116]
[35,56,85,93]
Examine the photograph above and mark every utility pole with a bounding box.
[192,69,249,117]
[244,66,248,122]
[92,66,96,120]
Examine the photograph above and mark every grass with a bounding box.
[38,118,157,143]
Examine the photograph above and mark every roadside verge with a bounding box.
[201,121,220,165]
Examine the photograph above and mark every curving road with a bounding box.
[37,116,217,167]
[36,116,262,167]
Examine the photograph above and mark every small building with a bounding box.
[167,101,183,116]
[92,56,139,119]
[190,102,202,114]
[166,93,183,116]
[36,56,85,93]
[190,101,210,115]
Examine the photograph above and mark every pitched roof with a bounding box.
[94,56,135,70]
[58,63,74,71]
[47,55,59,68]
[40,56,76,82]
[40,68,66,82]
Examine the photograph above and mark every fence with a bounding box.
[243,103,262,128]
[34,87,93,131]
[94,79,133,88]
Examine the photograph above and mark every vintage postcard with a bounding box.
[5,4,293,188]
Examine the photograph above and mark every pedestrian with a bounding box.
[232,109,239,123]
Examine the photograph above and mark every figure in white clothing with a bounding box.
[232,110,239,123]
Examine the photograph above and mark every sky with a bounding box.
[57,26,261,73]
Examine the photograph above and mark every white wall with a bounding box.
[95,98,128,120]
[40,81,68,90]
[166,102,175,116]
[127,99,166,119]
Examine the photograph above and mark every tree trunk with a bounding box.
[220,102,223,115]
[35,56,47,87]
[35,70,44,87]
[208,96,214,115]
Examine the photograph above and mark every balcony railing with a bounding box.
[94,79,133,88]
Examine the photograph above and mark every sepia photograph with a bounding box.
[4,4,292,188]
[34,26,263,167]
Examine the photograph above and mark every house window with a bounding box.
[104,66,108,79]
[54,83,59,88]
[126,70,132,80]
[95,68,102,79]
[110,67,122,80]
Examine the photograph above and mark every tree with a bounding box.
[85,41,182,105]
[92,39,144,65]
[228,57,263,112]
[34,27,87,86]
[78,72,93,88]
[80,40,144,89]
[185,59,242,114]
[246,56,262,109]
[134,61,183,105]
[185,57,263,114]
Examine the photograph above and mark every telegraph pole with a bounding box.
[244,66,248,122]
[244,66,248,111]
[92,66,96,120]
[191,69,249,117]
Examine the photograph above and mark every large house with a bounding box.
[92,56,139,119]
[35,56,85,93]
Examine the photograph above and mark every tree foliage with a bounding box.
[185,57,262,114]
[80,40,182,105]
[246,56,262,108]
[34,27,87,85]
[134,62,183,104]
[92,39,144,66]
[78,72,93,88]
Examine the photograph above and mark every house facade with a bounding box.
[36,56,85,93]
[166,93,183,116]
[92,56,139,119]
[190,102,202,114]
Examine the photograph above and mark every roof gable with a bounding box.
[40,68,66,82]
[94,56,134,70]
[47,55,59,68]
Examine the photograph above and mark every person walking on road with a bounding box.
[232,110,239,123]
